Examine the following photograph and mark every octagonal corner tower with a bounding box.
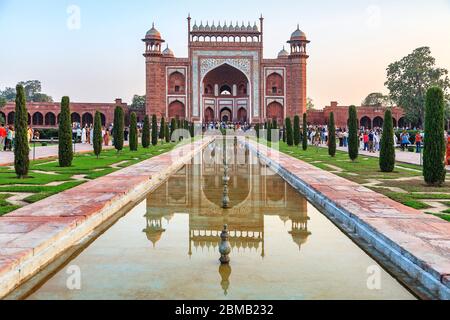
[142,16,310,125]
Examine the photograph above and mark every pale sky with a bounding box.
[0,0,449,109]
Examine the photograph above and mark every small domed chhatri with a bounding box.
[278,46,289,58]
[290,24,307,41]
[146,23,162,40]
[162,45,174,57]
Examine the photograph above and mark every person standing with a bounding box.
[81,126,87,144]
[103,128,110,146]
[373,131,380,152]
[415,132,423,153]
[343,130,348,148]
[27,126,33,144]
[89,125,94,145]
[0,124,6,151]
[76,126,82,143]
[124,127,129,142]
[363,131,369,151]
[6,126,14,151]
[401,131,410,151]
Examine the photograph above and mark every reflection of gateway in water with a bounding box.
[144,143,311,255]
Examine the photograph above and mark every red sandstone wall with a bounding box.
[307,102,406,128]
[1,100,128,128]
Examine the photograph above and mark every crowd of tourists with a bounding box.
[300,125,426,154]
[0,123,37,152]
[203,121,252,132]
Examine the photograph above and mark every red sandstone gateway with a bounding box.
[143,16,310,125]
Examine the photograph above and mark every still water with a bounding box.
[27,141,414,300]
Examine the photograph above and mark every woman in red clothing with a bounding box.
[415,132,423,153]
[363,132,369,151]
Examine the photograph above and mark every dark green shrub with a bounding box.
[328,112,336,157]
[142,115,150,148]
[129,112,138,151]
[159,117,165,140]
[113,106,124,152]
[14,84,30,178]
[294,116,300,146]
[379,109,396,172]
[302,113,308,151]
[164,123,170,143]
[348,105,359,161]
[285,118,293,146]
[151,115,158,146]
[423,87,446,186]
[58,96,73,167]
[93,111,102,159]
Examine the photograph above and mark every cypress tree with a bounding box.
[286,117,294,146]
[379,109,396,172]
[164,123,170,143]
[189,122,195,138]
[423,87,446,186]
[151,115,158,146]
[294,115,300,146]
[267,121,272,142]
[129,112,138,151]
[14,84,30,178]
[302,113,308,151]
[348,105,359,161]
[328,112,336,157]
[272,119,277,130]
[255,123,260,139]
[282,126,286,143]
[142,115,150,148]
[93,111,102,159]
[170,118,177,138]
[159,117,165,140]
[58,96,73,167]
[113,106,124,153]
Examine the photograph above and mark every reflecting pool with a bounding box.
[26,141,414,300]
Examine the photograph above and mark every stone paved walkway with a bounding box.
[248,139,450,299]
[319,145,423,165]
[0,143,115,166]
[0,138,212,298]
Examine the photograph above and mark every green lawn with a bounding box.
[0,143,176,216]
[275,142,450,222]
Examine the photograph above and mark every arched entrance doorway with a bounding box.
[398,117,407,128]
[45,112,56,126]
[220,108,232,123]
[266,102,284,125]
[360,116,372,129]
[237,108,248,123]
[168,101,185,120]
[202,63,249,123]
[32,112,44,126]
[7,112,14,125]
[71,113,81,125]
[82,113,93,127]
[204,107,214,123]
[373,116,383,128]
